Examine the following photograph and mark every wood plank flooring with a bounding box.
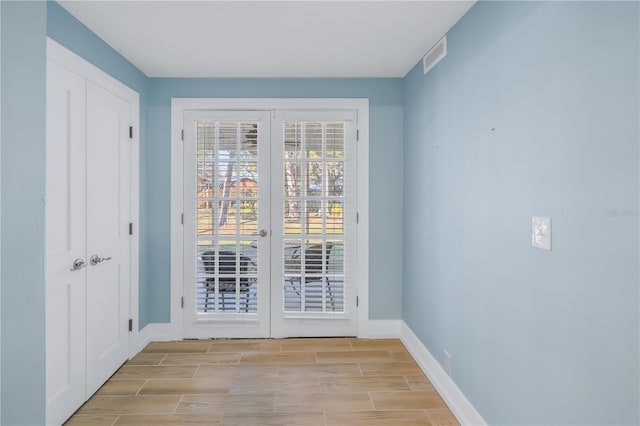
[65,338,459,426]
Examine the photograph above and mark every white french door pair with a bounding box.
[182,109,358,338]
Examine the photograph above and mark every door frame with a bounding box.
[47,38,140,359]
[170,98,369,339]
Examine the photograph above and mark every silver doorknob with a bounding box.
[70,258,87,271]
[90,255,112,266]
[259,229,268,237]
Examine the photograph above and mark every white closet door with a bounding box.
[45,60,87,426]
[85,81,131,395]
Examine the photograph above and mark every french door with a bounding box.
[182,109,358,338]
[183,111,271,338]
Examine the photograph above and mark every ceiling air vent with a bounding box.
[423,35,447,75]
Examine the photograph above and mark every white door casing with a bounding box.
[171,99,369,339]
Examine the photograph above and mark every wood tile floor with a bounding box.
[66,338,459,426]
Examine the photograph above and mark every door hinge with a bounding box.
[357,212,359,224]
[129,126,133,139]
[181,296,184,309]
[128,318,133,332]
[181,213,184,225]
[356,296,359,307]
[181,129,184,141]
[356,129,359,141]
[129,222,133,235]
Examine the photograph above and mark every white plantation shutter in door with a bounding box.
[181,106,360,339]
[271,110,358,337]
[183,111,271,338]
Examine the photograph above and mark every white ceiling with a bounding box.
[58,1,474,78]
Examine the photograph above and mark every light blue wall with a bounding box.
[46,1,404,326]
[47,1,151,328]
[46,1,405,329]
[46,2,148,93]
[402,1,639,424]
[9,1,636,423]
[0,3,151,421]
[1,2,47,424]
[0,0,3,420]
[0,0,3,419]
[145,78,404,324]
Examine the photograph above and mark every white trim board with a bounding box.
[136,323,172,353]
[400,322,487,426]
[170,98,369,340]
[367,319,486,425]
[367,320,402,338]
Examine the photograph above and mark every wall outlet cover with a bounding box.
[532,216,551,250]
[443,350,452,376]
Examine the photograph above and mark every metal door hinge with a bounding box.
[356,129,359,141]
[129,222,133,235]
[181,129,184,141]
[181,296,184,309]
[129,126,133,139]
[356,296,359,307]
[357,213,359,224]
[128,318,133,332]
[181,213,184,225]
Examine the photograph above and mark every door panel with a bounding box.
[85,81,131,395]
[45,60,87,426]
[271,111,358,337]
[183,111,271,338]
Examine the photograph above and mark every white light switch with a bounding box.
[532,216,551,250]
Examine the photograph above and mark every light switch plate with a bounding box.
[532,216,551,250]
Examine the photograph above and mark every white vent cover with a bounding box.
[423,35,447,75]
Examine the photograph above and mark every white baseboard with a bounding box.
[400,321,486,426]
[136,323,172,353]
[366,319,403,338]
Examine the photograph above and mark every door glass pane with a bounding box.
[282,121,346,313]
[195,120,260,313]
